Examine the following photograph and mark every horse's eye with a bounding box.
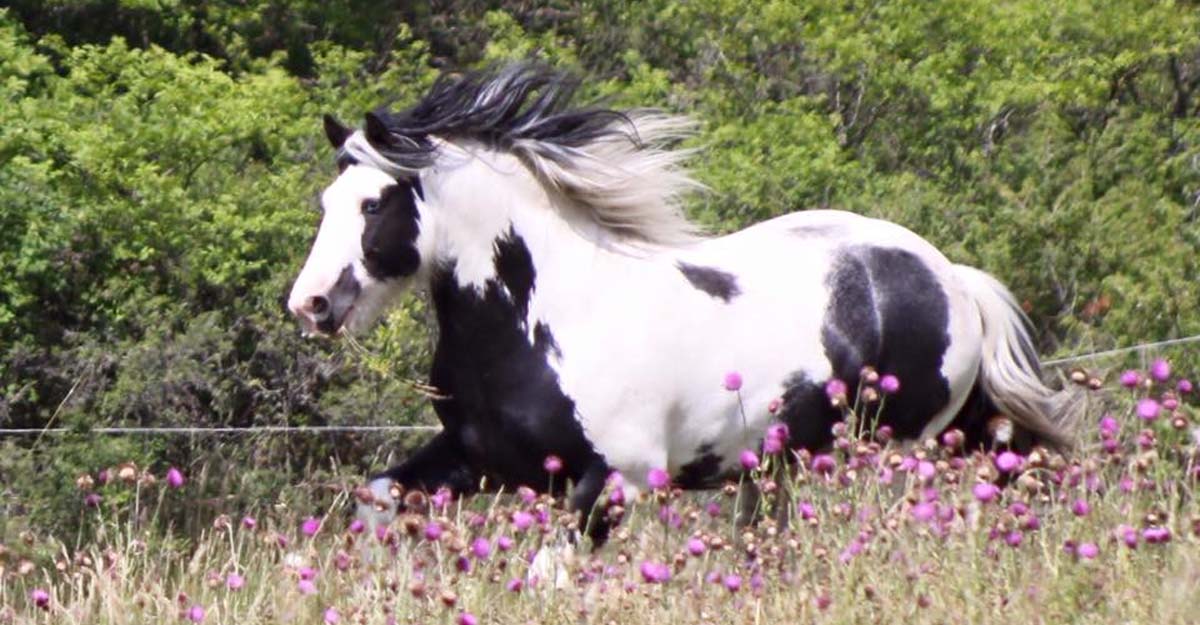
[362,198,381,214]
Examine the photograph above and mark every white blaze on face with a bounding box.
[287,166,398,334]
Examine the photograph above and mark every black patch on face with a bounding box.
[361,181,422,280]
[675,444,727,489]
[677,262,741,303]
[425,231,603,509]
[818,246,952,440]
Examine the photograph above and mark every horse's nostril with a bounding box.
[308,295,330,320]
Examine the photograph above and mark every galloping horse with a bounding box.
[287,63,1075,544]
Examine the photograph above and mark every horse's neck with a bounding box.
[427,197,658,352]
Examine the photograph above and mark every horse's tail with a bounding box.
[953,264,1079,450]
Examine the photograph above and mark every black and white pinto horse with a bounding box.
[288,63,1074,545]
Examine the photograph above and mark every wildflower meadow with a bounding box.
[3,359,1199,624]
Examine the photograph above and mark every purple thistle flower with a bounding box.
[458,612,477,625]
[511,511,534,532]
[543,455,563,474]
[301,517,321,537]
[1178,379,1193,394]
[917,460,936,481]
[423,522,443,542]
[995,451,1022,473]
[762,436,783,455]
[1119,370,1140,388]
[1071,499,1090,517]
[506,578,523,592]
[723,371,743,391]
[241,516,257,530]
[517,486,537,504]
[879,374,901,394]
[298,567,317,582]
[297,579,317,595]
[1004,530,1023,547]
[323,607,340,623]
[497,536,514,551]
[1118,525,1139,548]
[166,467,185,489]
[1143,527,1171,544]
[348,519,365,535]
[30,588,50,609]
[647,467,671,490]
[973,482,1001,503]
[471,537,491,560]
[705,502,722,517]
[84,492,102,508]
[186,605,205,623]
[766,422,789,444]
[722,573,742,593]
[797,502,816,521]
[1149,359,1170,382]
[940,429,964,449]
[810,454,836,475]
[1136,398,1160,421]
[687,537,706,556]
[639,561,671,584]
[739,449,760,471]
[824,378,848,401]
[430,487,452,510]
[226,573,245,590]
[1076,542,1099,559]
[911,502,936,523]
[1098,415,1118,436]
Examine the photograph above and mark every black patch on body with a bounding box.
[778,246,953,450]
[677,262,741,303]
[361,182,422,279]
[675,444,727,489]
[391,229,611,543]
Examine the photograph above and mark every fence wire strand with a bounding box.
[4,334,1199,437]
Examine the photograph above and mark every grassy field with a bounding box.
[2,361,1199,625]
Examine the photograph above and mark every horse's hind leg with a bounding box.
[360,429,479,528]
[569,458,615,548]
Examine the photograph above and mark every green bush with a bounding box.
[3,2,1200,538]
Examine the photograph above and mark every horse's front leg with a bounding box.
[358,429,479,529]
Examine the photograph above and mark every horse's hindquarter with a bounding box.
[553,210,983,485]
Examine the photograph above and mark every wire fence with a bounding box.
[3,333,1198,438]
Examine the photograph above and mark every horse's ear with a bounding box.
[323,114,352,149]
[364,111,392,147]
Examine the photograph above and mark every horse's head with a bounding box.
[287,114,434,336]
[288,63,702,337]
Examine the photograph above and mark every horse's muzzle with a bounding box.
[288,265,361,336]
